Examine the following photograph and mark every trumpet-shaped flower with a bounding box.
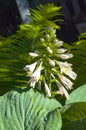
[51,74,70,98]
[58,74,73,90]
[27,62,42,88]
[56,81,70,99]
[66,70,77,80]
[30,62,42,82]
[23,62,37,75]
[57,61,77,80]
[44,80,51,97]
[27,77,36,88]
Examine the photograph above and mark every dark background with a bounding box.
[0,0,79,43]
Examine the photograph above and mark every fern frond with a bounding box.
[0,27,33,95]
[30,3,62,29]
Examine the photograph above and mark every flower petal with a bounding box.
[66,70,77,80]
[46,47,53,54]
[30,62,42,82]
[23,62,37,74]
[57,81,70,99]
[29,52,39,57]
[58,53,73,59]
[44,80,51,97]
[58,74,73,90]
[57,48,67,53]
[54,39,63,46]
[49,59,55,67]
[27,77,36,88]
[56,61,77,80]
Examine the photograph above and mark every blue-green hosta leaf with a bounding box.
[66,84,86,104]
[61,102,86,130]
[0,88,62,130]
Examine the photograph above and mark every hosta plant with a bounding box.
[0,3,86,130]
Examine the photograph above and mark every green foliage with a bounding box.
[66,84,86,104]
[69,33,86,89]
[0,28,32,95]
[30,3,62,29]
[0,88,62,130]
[61,84,86,130]
[0,3,86,129]
[62,102,86,130]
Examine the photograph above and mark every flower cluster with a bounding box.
[24,27,77,99]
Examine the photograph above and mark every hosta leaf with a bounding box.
[0,88,62,130]
[66,84,86,104]
[61,102,86,130]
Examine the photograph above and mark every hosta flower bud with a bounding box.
[49,59,55,67]
[29,52,39,57]
[57,48,67,53]
[58,53,73,59]
[54,39,63,46]
[44,80,51,97]
[40,38,45,42]
[46,47,53,54]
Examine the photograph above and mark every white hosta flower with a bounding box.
[57,81,70,99]
[58,74,73,90]
[29,52,39,57]
[58,53,73,59]
[27,62,42,88]
[46,47,53,54]
[57,61,77,80]
[54,39,63,47]
[66,70,77,80]
[57,41,63,46]
[40,38,45,42]
[57,48,67,53]
[23,62,37,75]
[30,62,42,82]
[57,61,72,68]
[49,59,55,67]
[44,80,51,97]
[27,77,36,88]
